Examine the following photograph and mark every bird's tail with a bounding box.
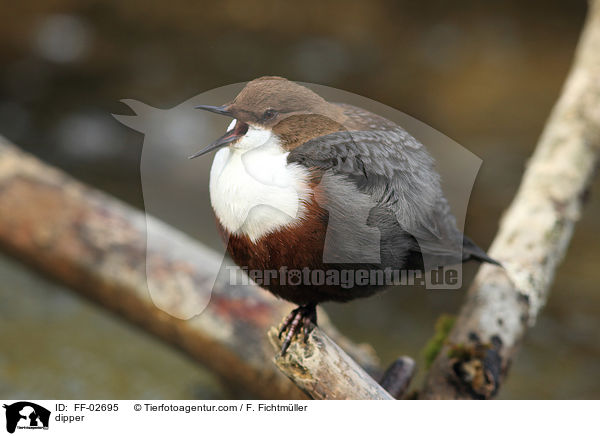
[462,236,502,267]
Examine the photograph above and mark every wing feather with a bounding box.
[287,108,464,267]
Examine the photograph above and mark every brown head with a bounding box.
[190,76,346,158]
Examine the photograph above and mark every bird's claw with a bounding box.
[277,304,317,354]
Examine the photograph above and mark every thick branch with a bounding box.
[0,139,380,399]
[421,0,600,399]
[268,327,394,400]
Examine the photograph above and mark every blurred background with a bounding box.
[0,0,598,399]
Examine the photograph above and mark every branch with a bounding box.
[268,326,394,400]
[378,356,416,399]
[268,312,416,400]
[421,0,600,399]
[0,139,380,399]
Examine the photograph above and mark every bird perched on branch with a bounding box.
[191,76,498,353]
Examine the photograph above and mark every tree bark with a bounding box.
[421,0,600,399]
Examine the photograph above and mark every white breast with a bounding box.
[209,124,311,242]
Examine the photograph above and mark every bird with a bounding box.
[190,76,499,354]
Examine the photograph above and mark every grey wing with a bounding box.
[288,127,466,269]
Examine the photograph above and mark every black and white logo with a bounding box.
[3,402,50,434]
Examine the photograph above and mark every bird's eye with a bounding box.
[263,109,277,121]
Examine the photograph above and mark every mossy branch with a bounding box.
[421,0,600,399]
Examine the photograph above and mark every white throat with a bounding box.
[209,121,311,242]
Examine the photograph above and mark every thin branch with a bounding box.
[379,357,416,399]
[0,140,380,400]
[421,0,600,399]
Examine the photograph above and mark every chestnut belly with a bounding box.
[221,220,396,306]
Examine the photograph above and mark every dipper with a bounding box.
[191,76,498,353]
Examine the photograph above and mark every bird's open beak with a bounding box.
[189,105,248,159]
[188,129,241,159]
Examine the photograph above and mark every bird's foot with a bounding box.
[277,304,317,355]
